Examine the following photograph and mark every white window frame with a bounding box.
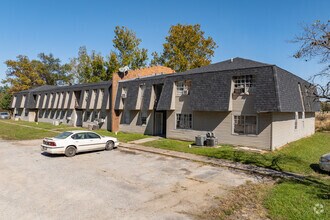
[85,90,90,102]
[176,80,192,96]
[138,111,148,126]
[232,114,258,135]
[175,113,193,129]
[233,75,255,95]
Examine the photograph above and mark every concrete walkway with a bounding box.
[119,142,306,180]
[128,136,162,144]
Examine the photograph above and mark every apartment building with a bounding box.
[114,58,320,150]
[11,66,174,130]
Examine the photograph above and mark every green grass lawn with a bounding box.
[142,132,330,177]
[265,179,330,220]
[0,120,149,142]
[0,120,62,140]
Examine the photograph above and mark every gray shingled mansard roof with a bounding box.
[13,81,112,110]
[15,81,111,94]
[115,57,320,112]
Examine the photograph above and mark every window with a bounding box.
[233,115,257,135]
[140,85,146,98]
[138,112,148,126]
[122,87,128,98]
[85,111,91,122]
[85,90,89,102]
[60,110,65,119]
[141,116,147,125]
[233,75,255,95]
[176,113,192,129]
[86,132,100,139]
[72,133,86,140]
[94,111,99,120]
[176,80,192,96]
[54,132,73,139]
[45,110,50,117]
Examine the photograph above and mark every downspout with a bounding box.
[271,66,281,151]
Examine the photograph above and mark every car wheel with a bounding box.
[65,146,77,157]
[105,141,114,151]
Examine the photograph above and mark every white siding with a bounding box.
[271,112,315,149]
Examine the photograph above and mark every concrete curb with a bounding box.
[119,142,307,181]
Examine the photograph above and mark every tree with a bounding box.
[0,86,12,111]
[90,51,107,82]
[112,26,148,70]
[72,46,93,83]
[105,51,120,79]
[292,20,330,102]
[151,24,218,72]
[37,53,73,85]
[2,55,45,93]
[70,46,112,83]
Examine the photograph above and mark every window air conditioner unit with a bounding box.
[183,89,189,95]
[121,93,127,98]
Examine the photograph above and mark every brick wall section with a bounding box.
[111,66,175,131]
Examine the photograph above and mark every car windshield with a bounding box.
[0,112,8,116]
[54,132,73,139]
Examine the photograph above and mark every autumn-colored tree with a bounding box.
[292,20,330,102]
[2,53,72,93]
[112,26,148,70]
[151,24,217,72]
[2,55,45,93]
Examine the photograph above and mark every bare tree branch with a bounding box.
[292,20,330,102]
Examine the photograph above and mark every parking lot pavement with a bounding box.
[0,139,259,220]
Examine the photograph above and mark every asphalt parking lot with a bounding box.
[0,139,259,219]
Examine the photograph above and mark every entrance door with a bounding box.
[76,110,83,127]
[154,112,165,136]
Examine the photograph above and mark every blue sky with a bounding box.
[0,0,329,85]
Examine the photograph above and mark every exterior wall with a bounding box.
[165,80,271,150]
[119,110,154,135]
[271,112,315,150]
[12,82,112,130]
[166,111,272,150]
[111,66,175,132]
